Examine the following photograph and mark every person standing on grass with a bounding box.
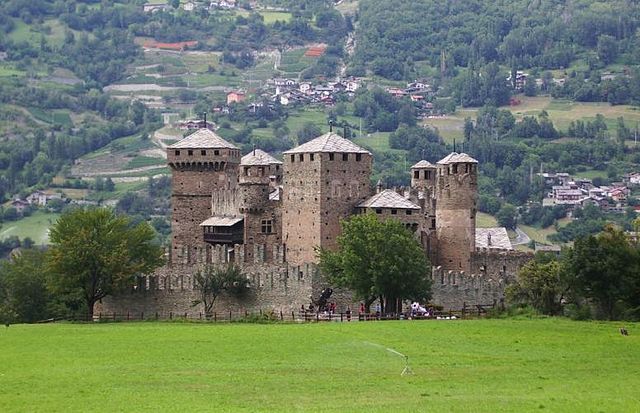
[359,303,365,314]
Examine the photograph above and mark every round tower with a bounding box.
[434,152,478,272]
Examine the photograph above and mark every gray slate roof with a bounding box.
[437,152,478,165]
[358,189,421,210]
[241,149,282,166]
[411,160,436,168]
[283,132,371,154]
[475,227,513,250]
[168,129,238,149]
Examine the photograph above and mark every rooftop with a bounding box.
[475,227,513,250]
[241,149,282,166]
[168,128,238,150]
[358,189,421,210]
[200,216,243,227]
[437,152,478,165]
[283,132,371,154]
[411,160,435,169]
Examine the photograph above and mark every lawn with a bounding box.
[476,212,498,227]
[0,319,638,412]
[0,210,60,244]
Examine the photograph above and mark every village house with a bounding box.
[226,91,246,105]
[26,190,62,207]
[183,1,197,11]
[10,199,30,214]
[143,3,170,13]
[176,118,215,131]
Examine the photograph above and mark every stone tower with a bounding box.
[239,149,283,263]
[410,160,438,262]
[167,129,241,264]
[282,132,372,265]
[434,152,478,272]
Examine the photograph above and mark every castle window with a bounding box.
[276,165,280,170]
[258,167,264,176]
[406,210,412,215]
[414,171,419,179]
[175,150,180,156]
[356,154,362,161]
[425,170,431,179]
[465,164,469,173]
[342,153,348,161]
[329,153,334,161]
[310,153,314,161]
[201,150,206,156]
[290,154,295,163]
[261,220,273,234]
[453,164,458,174]
[244,167,250,176]
[188,150,193,156]
[391,209,397,215]
[376,209,382,214]
[214,150,219,156]
[431,218,436,229]
[299,154,304,162]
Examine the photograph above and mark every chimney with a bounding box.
[487,232,492,246]
[376,179,383,194]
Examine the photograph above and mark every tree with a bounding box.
[192,264,248,319]
[318,213,431,314]
[496,204,517,230]
[296,122,322,145]
[563,225,640,320]
[506,258,565,315]
[0,249,53,323]
[47,208,164,319]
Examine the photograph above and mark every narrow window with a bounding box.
[214,150,219,156]
[426,170,431,179]
[310,153,314,161]
[244,167,250,176]
[175,150,180,156]
[329,153,335,161]
[431,218,436,229]
[201,150,206,156]
[376,209,382,214]
[258,167,264,176]
[414,170,419,179]
[291,154,295,163]
[356,153,362,161]
[453,164,458,174]
[391,209,397,215]
[406,210,412,215]
[342,153,348,161]
[299,154,304,162]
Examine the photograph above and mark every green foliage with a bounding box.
[318,213,431,313]
[192,264,248,318]
[47,208,164,318]
[496,204,517,230]
[506,260,565,316]
[563,225,640,320]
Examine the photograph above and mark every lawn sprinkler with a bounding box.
[385,347,413,376]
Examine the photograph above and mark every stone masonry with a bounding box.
[100,128,533,316]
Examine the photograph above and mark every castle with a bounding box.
[100,128,532,315]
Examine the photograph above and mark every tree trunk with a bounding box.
[87,298,96,321]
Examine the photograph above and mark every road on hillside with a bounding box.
[512,227,531,246]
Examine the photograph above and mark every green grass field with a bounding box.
[0,211,60,244]
[0,319,638,412]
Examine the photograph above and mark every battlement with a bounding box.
[430,265,514,309]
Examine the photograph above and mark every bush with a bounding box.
[563,303,592,321]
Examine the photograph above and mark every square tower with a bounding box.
[167,129,241,264]
[282,133,372,265]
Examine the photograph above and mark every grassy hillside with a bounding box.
[0,319,637,412]
[0,211,60,244]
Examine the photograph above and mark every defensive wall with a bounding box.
[98,245,533,315]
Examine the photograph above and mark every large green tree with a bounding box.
[318,213,431,314]
[506,258,566,315]
[563,225,640,320]
[0,249,53,323]
[48,208,164,319]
